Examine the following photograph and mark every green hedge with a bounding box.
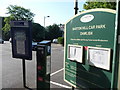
[58,37,64,46]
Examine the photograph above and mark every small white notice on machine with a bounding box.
[118,35,120,44]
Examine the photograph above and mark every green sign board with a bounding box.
[64,9,120,89]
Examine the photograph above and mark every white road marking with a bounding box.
[50,81,71,89]
[50,68,64,76]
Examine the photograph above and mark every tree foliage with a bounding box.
[58,37,64,46]
[32,24,63,42]
[45,24,63,40]
[2,5,35,40]
[84,2,116,10]
[32,23,45,42]
[2,16,14,40]
[7,5,35,21]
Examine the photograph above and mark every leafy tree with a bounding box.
[32,23,45,42]
[45,24,63,40]
[84,1,116,10]
[2,5,35,40]
[2,16,14,40]
[6,5,35,21]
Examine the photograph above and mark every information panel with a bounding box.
[68,45,83,63]
[64,9,119,88]
[87,47,111,70]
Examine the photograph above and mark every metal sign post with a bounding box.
[22,59,32,89]
[74,0,79,15]
[72,1,79,89]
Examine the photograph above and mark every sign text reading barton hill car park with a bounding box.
[72,24,106,36]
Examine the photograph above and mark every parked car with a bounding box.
[32,41,37,50]
[52,39,58,43]
[0,38,4,44]
[9,38,11,43]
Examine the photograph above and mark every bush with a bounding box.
[58,37,64,46]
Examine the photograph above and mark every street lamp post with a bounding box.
[44,16,50,27]
[43,16,50,39]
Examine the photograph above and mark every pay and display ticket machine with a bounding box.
[10,20,32,89]
[10,21,51,89]
[36,40,51,89]
[10,20,32,60]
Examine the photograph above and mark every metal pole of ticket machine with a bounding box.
[22,59,26,88]
[22,59,32,89]
[72,0,78,90]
